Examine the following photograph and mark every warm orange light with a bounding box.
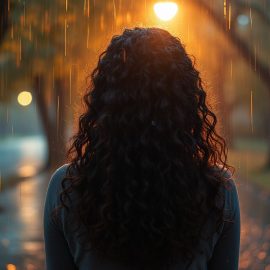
[154,2,178,21]
[18,165,37,178]
[17,91,32,106]
[6,264,16,270]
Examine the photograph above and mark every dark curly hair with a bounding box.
[55,27,231,269]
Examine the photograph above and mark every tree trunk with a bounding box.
[33,75,67,170]
[0,0,9,42]
[51,77,68,167]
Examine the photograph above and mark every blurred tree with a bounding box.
[191,0,270,166]
[0,0,9,42]
[0,0,136,168]
[1,0,270,169]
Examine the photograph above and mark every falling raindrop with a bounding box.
[87,0,90,17]
[86,24,90,49]
[187,22,190,42]
[223,0,227,20]
[230,59,233,80]
[84,0,86,15]
[126,12,131,24]
[250,8,253,28]
[250,90,254,134]
[65,19,67,57]
[10,22,13,39]
[254,43,257,72]
[113,0,117,23]
[56,95,60,141]
[69,67,72,105]
[6,108,9,123]
[144,0,147,18]
[20,182,22,203]
[23,1,26,27]
[19,38,21,61]
[100,14,104,31]
[228,3,231,30]
[52,66,55,90]
[29,24,32,41]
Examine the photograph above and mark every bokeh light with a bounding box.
[18,165,37,178]
[17,91,32,106]
[237,14,250,26]
[154,2,178,21]
[6,264,16,270]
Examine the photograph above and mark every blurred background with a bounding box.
[0,0,270,269]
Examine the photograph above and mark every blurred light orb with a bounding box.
[154,2,178,21]
[18,165,37,178]
[17,91,32,106]
[237,14,250,26]
[6,264,16,270]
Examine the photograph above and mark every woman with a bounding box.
[44,27,240,270]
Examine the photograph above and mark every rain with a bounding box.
[0,0,270,269]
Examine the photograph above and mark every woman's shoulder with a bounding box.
[48,163,70,188]
[51,163,70,179]
[212,165,237,189]
[214,166,240,219]
[223,176,240,220]
[45,163,70,206]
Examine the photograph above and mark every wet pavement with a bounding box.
[0,136,46,181]
[0,171,270,270]
[238,181,270,270]
[0,171,50,270]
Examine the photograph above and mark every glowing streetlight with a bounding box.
[154,2,178,21]
[17,91,32,106]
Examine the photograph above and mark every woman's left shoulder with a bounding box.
[211,165,240,214]
[215,166,240,221]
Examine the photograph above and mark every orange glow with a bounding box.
[154,2,178,21]
[6,264,16,270]
[17,165,37,178]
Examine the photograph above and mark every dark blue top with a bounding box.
[43,164,240,270]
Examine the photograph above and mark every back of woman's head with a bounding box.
[59,27,229,269]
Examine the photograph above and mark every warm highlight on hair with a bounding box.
[55,27,231,269]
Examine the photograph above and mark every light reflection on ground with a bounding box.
[0,136,47,181]
[0,172,48,270]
